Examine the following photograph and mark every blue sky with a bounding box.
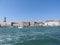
[0,0,60,22]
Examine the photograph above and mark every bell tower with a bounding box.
[4,17,6,22]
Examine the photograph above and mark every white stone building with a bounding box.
[1,22,12,27]
[44,20,60,26]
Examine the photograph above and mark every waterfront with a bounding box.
[0,26,60,45]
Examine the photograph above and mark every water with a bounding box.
[0,26,60,45]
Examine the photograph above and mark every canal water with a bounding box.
[0,26,60,45]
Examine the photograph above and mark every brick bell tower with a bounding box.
[4,17,6,22]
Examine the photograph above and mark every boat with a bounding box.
[18,26,23,29]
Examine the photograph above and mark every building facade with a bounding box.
[18,22,30,27]
[44,20,60,26]
[30,22,40,26]
[1,22,12,27]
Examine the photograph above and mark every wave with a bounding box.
[15,37,60,45]
[0,27,60,45]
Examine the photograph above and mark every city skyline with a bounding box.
[0,0,60,22]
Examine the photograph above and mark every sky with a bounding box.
[0,0,60,22]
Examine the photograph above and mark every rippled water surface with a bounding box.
[0,26,60,45]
